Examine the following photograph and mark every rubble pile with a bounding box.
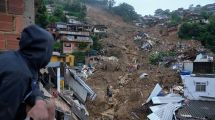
[84,5,214,120]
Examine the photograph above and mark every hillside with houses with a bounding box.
[34,1,215,120]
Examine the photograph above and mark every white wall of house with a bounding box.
[182,76,215,101]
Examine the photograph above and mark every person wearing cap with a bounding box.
[0,25,55,120]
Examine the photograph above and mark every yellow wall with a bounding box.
[50,56,64,62]
[66,55,75,66]
[50,55,75,67]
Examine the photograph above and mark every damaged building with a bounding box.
[143,53,215,120]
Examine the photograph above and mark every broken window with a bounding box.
[64,43,71,47]
[195,82,206,92]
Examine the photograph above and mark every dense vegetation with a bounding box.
[63,0,87,20]
[112,3,139,22]
[35,0,49,28]
[178,15,215,51]
[72,52,86,65]
[36,0,140,27]
[91,35,102,51]
[35,0,87,27]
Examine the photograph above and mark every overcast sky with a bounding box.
[115,0,215,15]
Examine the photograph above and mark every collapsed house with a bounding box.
[144,53,215,120]
[133,31,156,51]
[39,61,96,120]
[145,84,184,120]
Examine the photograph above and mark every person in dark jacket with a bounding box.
[0,25,54,120]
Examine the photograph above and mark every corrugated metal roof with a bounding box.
[162,103,181,120]
[150,105,165,112]
[152,96,184,104]
[68,69,96,101]
[177,100,215,120]
[146,83,162,103]
[147,113,161,120]
[65,69,88,103]
[165,93,181,97]
[148,103,181,120]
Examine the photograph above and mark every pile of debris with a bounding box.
[39,62,97,120]
[141,52,215,120]
[144,84,184,120]
[85,5,215,120]
[133,31,159,51]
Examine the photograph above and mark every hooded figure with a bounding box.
[0,25,54,120]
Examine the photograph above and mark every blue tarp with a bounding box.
[180,71,191,75]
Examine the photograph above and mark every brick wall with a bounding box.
[0,0,34,51]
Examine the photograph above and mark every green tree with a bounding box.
[112,3,139,22]
[79,42,89,50]
[35,0,49,28]
[155,9,171,17]
[53,6,67,22]
[164,9,171,16]
[170,11,182,24]
[154,9,164,16]
[72,52,86,65]
[64,0,87,20]
[178,23,206,40]
[178,15,215,52]
[91,35,102,51]
[200,11,211,19]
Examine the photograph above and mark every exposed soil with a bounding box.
[85,5,202,120]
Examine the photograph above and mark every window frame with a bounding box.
[195,82,206,92]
